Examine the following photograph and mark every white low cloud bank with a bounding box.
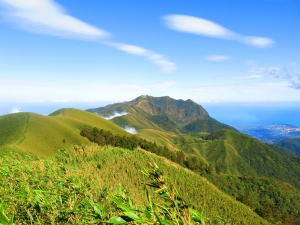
[102,111,128,120]
[164,15,274,48]
[10,107,21,113]
[123,125,137,134]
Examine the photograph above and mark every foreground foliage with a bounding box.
[0,146,268,224]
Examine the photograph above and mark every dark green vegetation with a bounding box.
[267,144,298,157]
[0,146,268,224]
[276,138,300,157]
[1,95,300,224]
[203,174,300,224]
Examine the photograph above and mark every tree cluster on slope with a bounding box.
[80,128,211,174]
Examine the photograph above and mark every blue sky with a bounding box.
[0,0,300,113]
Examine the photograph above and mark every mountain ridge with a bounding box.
[87,95,237,134]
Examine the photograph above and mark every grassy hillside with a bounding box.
[173,129,300,189]
[181,117,237,134]
[276,138,300,157]
[0,145,269,224]
[0,109,127,156]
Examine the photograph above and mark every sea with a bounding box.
[201,102,300,127]
[1,101,300,127]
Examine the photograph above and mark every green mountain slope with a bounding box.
[87,95,236,134]
[0,145,269,224]
[87,96,300,188]
[86,95,237,149]
[174,129,300,189]
[267,143,298,157]
[0,108,127,156]
[276,138,300,157]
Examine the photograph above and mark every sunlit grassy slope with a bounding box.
[0,108,127,156]
[0,145,269,225]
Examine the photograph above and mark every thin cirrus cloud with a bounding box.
[0,0,109,40]
[0,0,176,73]
[107,42,177,73]
[164,14,275,48]
[204,55,231,62]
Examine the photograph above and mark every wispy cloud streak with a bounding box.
[164,15,275,48]
[0,0,109,40]
[102,111,128,120]
[107,42,177,73]
[204,55,231,62]
[0,0,176,72]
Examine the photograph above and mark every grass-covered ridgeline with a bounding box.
[0,145,269,224]
[0,108,127,156]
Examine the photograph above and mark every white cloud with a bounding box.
[164,15,234,38]
[0,0,176,73]
[241,36,274,48]
[10,107,21,113]
[123,125,137,134]
[108,42,177,73]
[164,14,274,48]
[204,55,231,61]
[102,111,128,120]
[0,0,109,40]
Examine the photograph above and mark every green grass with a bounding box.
[0,109,128,156]
[0,112,28,147]
[0,145,269,224]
